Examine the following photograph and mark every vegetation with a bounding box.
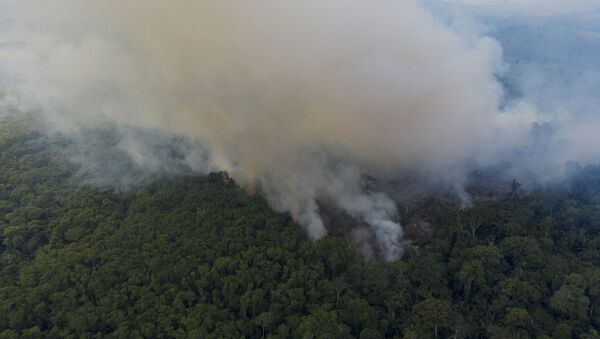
[1,115,600,338]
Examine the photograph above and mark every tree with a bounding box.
[256,312,274,338]
[504,307,533,338]
[550,274,590,321]
[296,308,349,339]
[511,179,522,195]
[409,298,452,339]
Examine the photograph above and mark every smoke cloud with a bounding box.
[0,0,573,260]
[441,0,600,17]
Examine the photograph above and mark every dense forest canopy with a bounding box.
[1,115,600,338]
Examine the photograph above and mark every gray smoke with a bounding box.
[0,0,593,260]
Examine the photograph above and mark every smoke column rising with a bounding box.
[0,0,539,260]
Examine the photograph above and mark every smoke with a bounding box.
[441,0,600,17]
[0,0,575,260]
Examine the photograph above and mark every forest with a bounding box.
[1,115,600,338]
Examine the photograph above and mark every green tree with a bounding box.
[296,308,349,339]
[408,298,452,339]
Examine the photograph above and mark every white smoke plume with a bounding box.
[0,0,543,260]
